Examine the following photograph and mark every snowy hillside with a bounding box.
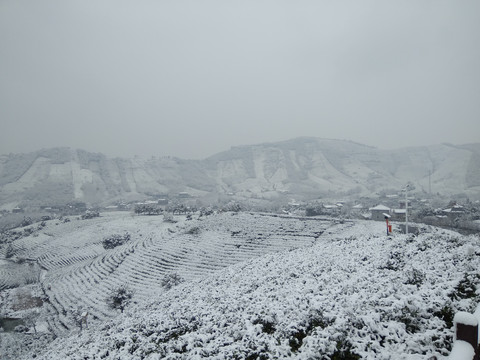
[1,211,480,359]
[0,138,479,209]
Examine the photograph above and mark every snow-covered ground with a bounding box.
[1,211,480,359]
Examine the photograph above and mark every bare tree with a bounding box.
[23,309,40,334]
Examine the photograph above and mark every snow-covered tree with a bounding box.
[106,286,134,313]
[102,233,130,249]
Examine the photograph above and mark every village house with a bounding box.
[442,204,466,219]
[351,204,364,212]
[392,208,406,221]
[369,204,391,221]
[398,199,413,209]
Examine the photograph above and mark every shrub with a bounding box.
[134,204,162,215]
[380,251,404,271]
[81,210,100,220]
[185,226,201,235]
[222,202,242,213]
[330,336,361,360]
[199,207,214,217]
[449,273,480,301]
[14,325,28,333]
[161,273,184,290]
[20,217,33,227]
[102,233,131,249]
[433,304,455,329]
[404,268,426,288]
[163,213,177,223]
[106,286,134,313]
[5,243,15,258]
[288,310,334,352]
[397,305,421,333]
[252,317,276,335]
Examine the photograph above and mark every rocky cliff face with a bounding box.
[205,138,480,199]
[0,138,478,208]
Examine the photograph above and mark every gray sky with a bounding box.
[1,0,479,159]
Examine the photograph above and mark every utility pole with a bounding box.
[428,170,432,195]
[405,184,409,235]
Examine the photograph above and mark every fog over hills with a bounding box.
[0,138,479,209]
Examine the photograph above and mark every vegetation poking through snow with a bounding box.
[80,210,100,220]
[161,272,184,290]
[404,268,426,288]
[134,204,162,215]
[106,286,134,313]
[185,226,201,235]
[5,243,15,258]
[448,272,480,301]
[102,233,131,249]
[1,212,480,359]
[163,212,176,223]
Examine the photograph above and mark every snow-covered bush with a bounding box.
[286,309,335,353]
[449,273,480,301]
[163,212,176,223]
[433,304,455,329]
[185,226,201,235]
[102,233,131,249]
[404,268,426,288]
[199,207,214,217]
[81,210,100,220]
[20,217,33,227]
[134,204,162,215]
[5,243,15,258]
[161,273,184,290]
[14,325,28,333]
[106,286,134,313]
[252,316,277,335]
[380,250,404,271]
[222,201,243,213]
[330,335,361,360]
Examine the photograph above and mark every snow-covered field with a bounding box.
[1,211,480,359]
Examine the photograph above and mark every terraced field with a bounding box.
[1,211,342,334]
[0,259,41,291]
[5,211,479,359]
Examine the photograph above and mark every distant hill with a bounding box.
[0,138,479,208]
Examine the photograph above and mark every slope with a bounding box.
[2,212,480,359]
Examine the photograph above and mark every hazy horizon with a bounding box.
[1,1,479,159]
[1,136,479,160]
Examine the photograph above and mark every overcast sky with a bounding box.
[1,1,479,159]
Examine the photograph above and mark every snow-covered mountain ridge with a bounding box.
[1,138,479,208]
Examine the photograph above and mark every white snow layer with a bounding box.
[448,340,475,360]
[454,312,478,327]
[1,212,480,359]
